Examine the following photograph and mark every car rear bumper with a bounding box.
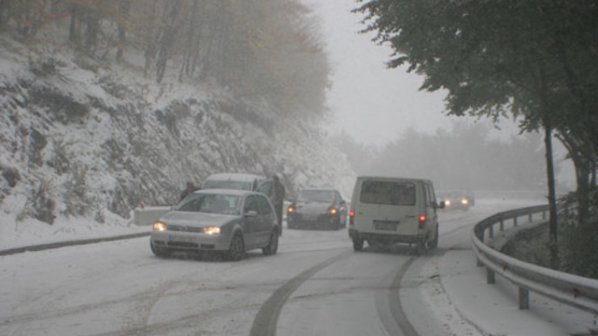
[150,231,230,251]
[348,228,424,244]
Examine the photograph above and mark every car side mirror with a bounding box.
[245,210,258,217]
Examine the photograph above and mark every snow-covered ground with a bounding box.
[1,198,594,336]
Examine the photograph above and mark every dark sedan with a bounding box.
[287,188,347,230]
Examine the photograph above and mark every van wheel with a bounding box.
[429,226,439,249]
[415,235,431,255]
[352,238,364,251]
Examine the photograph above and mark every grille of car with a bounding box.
[167,241,198,248]
[168,225,203,233]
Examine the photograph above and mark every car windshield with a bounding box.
[298,190,335,203]
[203,180,253,191]
[176,194,241,215]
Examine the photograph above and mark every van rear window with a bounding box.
[360,181,416,206]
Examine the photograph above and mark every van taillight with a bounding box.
[418,214,427,229]
[349,210,356,218]
[349,210,355,226]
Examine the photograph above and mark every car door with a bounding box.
[424,183,439,236]
[355,179,419,234]
[256,194,276,246]
[242,195,260,249]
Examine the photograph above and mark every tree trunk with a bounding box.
[69,4,80,46]
[84,9,99,53]
[0,0,8,28]
[544,122,559,260]
[116,0,130,61]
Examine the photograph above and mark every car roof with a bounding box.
[300,188,338,192]
[204,173,267,183]
[356,175,433,184]
[191,188,255,197]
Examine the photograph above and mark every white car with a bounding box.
[150,189,279,261]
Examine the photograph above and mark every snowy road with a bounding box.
[0,200,539,336]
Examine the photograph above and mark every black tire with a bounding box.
[262,229,279,256]
[415,233,432,255]
[429,226,439,249]
[150,241,171,258]
[352,238,364,251]
[227,233,245,261]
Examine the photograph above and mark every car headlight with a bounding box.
[153,221,167,231]
[203,226,221,235]
[461,199,469,205]
[287,206,295,214]
[329,207,338,216]
[445,200,451,206]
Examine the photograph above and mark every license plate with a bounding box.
[374,220,399,231]
[169,234,195,243]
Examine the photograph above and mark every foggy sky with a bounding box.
[305,0,456,146]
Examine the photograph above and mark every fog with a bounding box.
[306,0,575,192]
[305,0,454,146]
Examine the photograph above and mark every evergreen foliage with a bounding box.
[356,0,598,272]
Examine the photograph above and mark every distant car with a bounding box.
[150,189,279,261]
[437,191,474,210]
[287,188,348,230]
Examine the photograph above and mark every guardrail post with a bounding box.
[542,211,546,220]
[500,219,504,231]
[528,213,533,222]
[489,225,494,239]
[487,268,495,284]
[513,217,518,227]
[518,287,529,310]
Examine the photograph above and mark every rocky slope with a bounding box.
[0,37,356,235]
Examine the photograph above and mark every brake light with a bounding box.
[349,210,355,226]
[349,210,355,218]
[418,214,427,229]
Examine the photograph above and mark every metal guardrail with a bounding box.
[472,204,598,315]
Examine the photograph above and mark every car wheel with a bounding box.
[262,229,279,256]
[227,233,245,261]
[352,238,364,251]
[150,241,171,258]
[429,226,439,249]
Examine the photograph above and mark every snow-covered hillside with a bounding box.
[0,37,356,246]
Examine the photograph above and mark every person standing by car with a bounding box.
[272,174,285,236]
[180,181,199,201]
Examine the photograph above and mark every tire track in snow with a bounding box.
[249,251,350,336]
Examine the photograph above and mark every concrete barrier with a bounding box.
[133,206,172,226]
